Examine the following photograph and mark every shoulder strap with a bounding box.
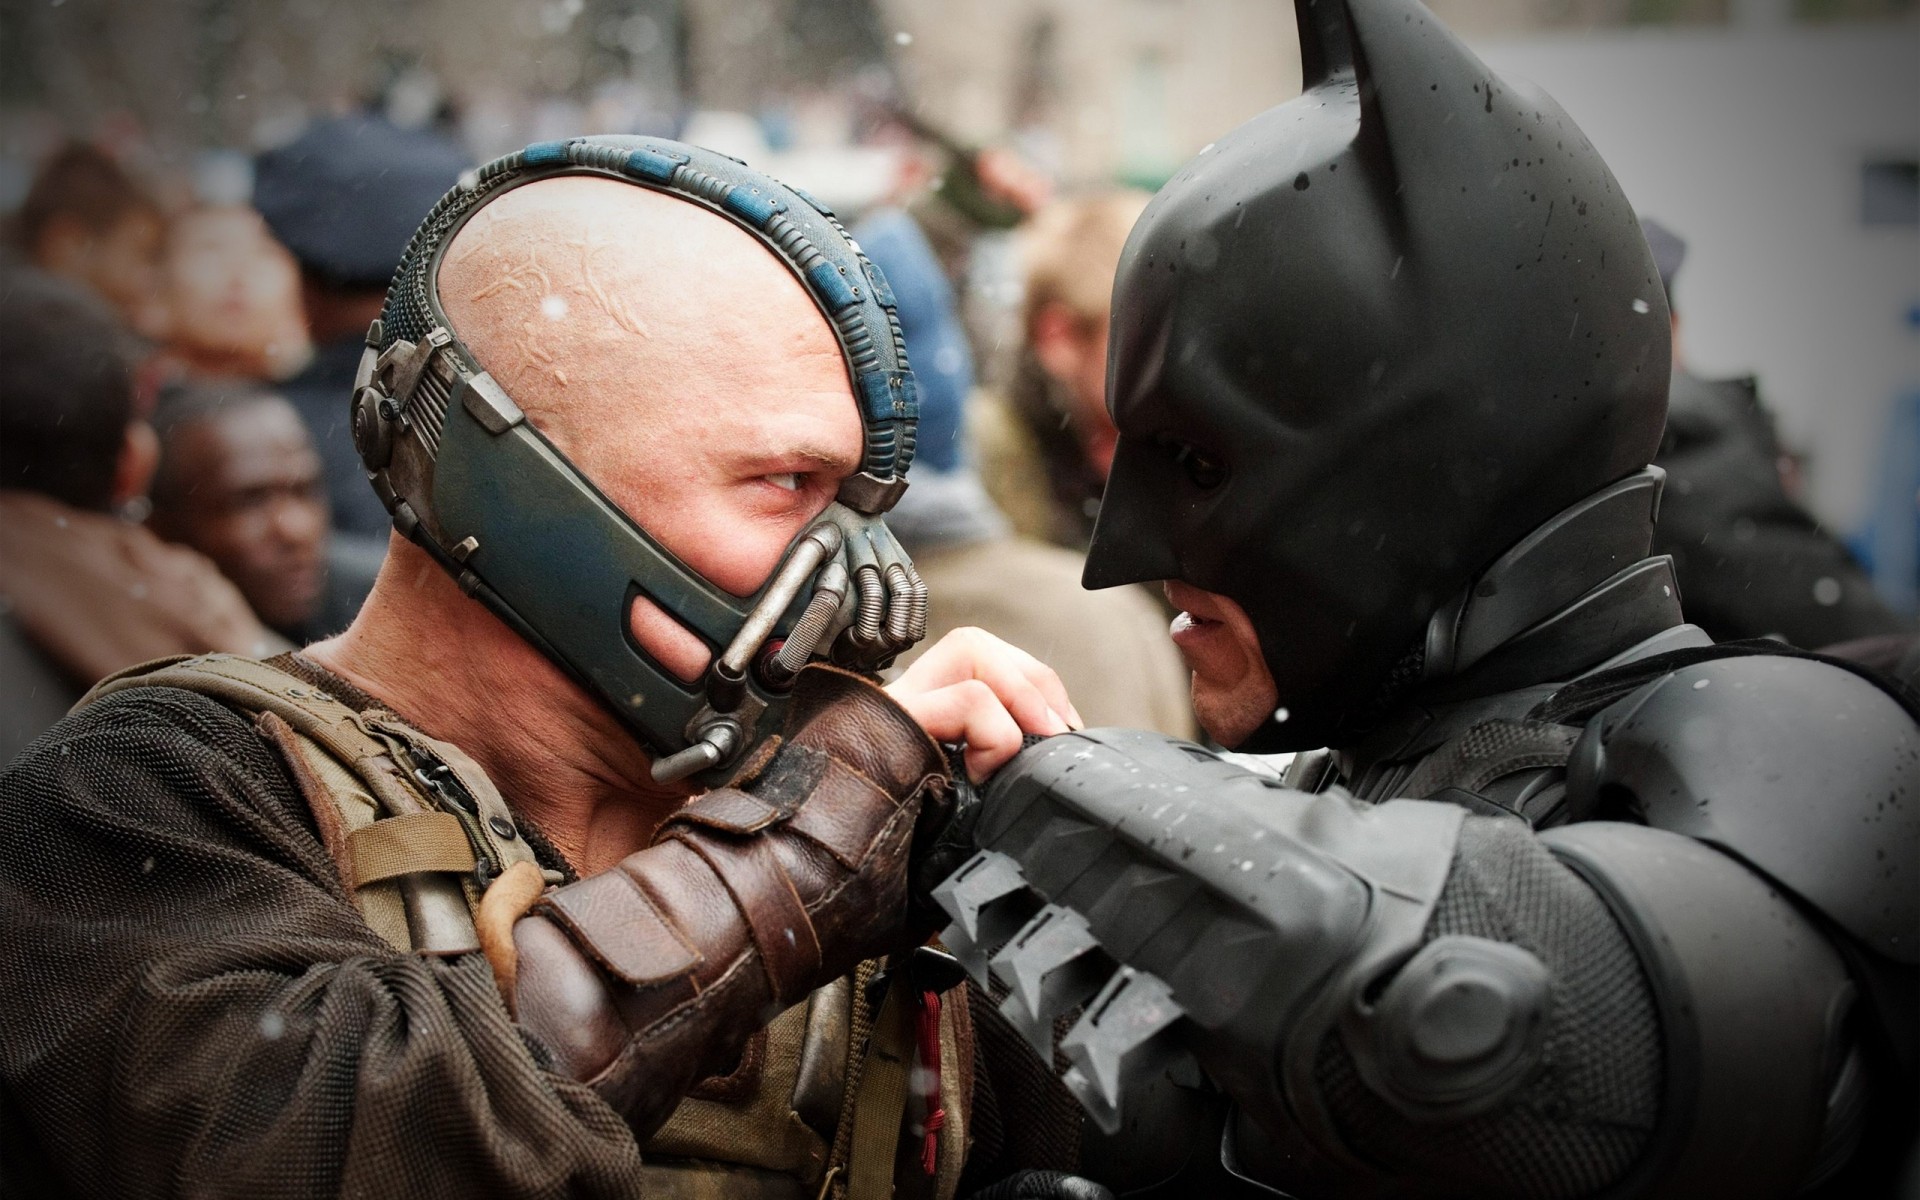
[78,654,543,954]
[1399,718,1581,800]
[1531,638,1920,727]
[82,654,411,806]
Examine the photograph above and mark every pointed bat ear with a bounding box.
[1294,0,1502,97]
[1342,0,1504,134]
[1295,0,1358,89]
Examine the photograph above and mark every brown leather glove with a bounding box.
[510,664,949,1134]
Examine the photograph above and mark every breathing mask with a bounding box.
[351,136,927,786]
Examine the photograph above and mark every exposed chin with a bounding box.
[256,601,313,634]
[1191,679,1275,749]
[254,568,324,631]
[1181,645,1278,748]
[1168,602,1279,747]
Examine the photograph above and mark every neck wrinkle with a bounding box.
[304,538,687,876]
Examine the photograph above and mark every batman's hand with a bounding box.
[907,736,1050,934]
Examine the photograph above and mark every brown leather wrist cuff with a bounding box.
[534,857,704,989]
[759,662,948,798]
[508,663,949,1129]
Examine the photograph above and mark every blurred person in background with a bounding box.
[159,206,312,382]
[1850,386,1919,626]
[882,112,1055,312]
[9,141,171,342]
[1641,217,1910,651]
[1846,300,1920,677]
[856,199,1195,736]
[146,381,380,646]
[252,114,469,538]
[1834,382,1920,683]
[869,113,1055,379]
[978,191,1150,550]
[0,270,277,762]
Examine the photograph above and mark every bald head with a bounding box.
[438,177,859,508]
[434,176,863,677]
[440,178,829,395]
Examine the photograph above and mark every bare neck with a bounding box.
[305,538,690,875]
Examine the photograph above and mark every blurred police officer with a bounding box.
[1639,217,1910,651]
[253,115,469,536]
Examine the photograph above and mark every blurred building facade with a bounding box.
[9,0,1905,178]
[879,0,1299,187]
[1477,21,1918,542]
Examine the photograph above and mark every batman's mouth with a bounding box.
[1164,580,1225,625]
[1168,611,1227,655]
[1169,611,1219,632]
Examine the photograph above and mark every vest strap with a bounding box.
[843,980,915,1198]
[348,811,477,886]
[72,653,545,956]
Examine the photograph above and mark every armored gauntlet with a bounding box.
[932,727,1874,1198]
[509,664,948,1134]
[931,728,1471,1146]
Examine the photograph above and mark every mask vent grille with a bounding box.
[410,365,452,457]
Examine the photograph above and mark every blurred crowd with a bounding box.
[1,104,1913,761]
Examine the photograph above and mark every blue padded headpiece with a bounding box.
[380,135,919,493]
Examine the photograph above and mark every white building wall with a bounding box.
[1471,22,1919,532]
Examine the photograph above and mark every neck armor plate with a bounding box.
[349,136,926,786]
[1085,0,1672,753]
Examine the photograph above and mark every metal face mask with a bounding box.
[350,136,926,785]
[1085,0,1670,752]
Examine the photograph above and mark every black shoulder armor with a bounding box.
[1567,653,1919,963]
[1540,822,1856,1197]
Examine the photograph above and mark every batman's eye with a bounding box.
[1170,442,1228,490]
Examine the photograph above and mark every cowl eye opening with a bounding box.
[1162,438,1229,490]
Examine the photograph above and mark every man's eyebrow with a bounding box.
[733,444,860,474]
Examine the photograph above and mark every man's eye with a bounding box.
[765,473,801,492]
[1171,443,1228,489]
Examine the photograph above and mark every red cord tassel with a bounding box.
[914,987,946,1175]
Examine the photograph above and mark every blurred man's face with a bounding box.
[36,210,171,342]
[438,177,863,683]
[150,399,327,632]
[165,208,311,378]
[1032,304,1119,478]
[1163,580,1279,748]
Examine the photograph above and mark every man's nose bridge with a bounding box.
[270,488,326,542]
